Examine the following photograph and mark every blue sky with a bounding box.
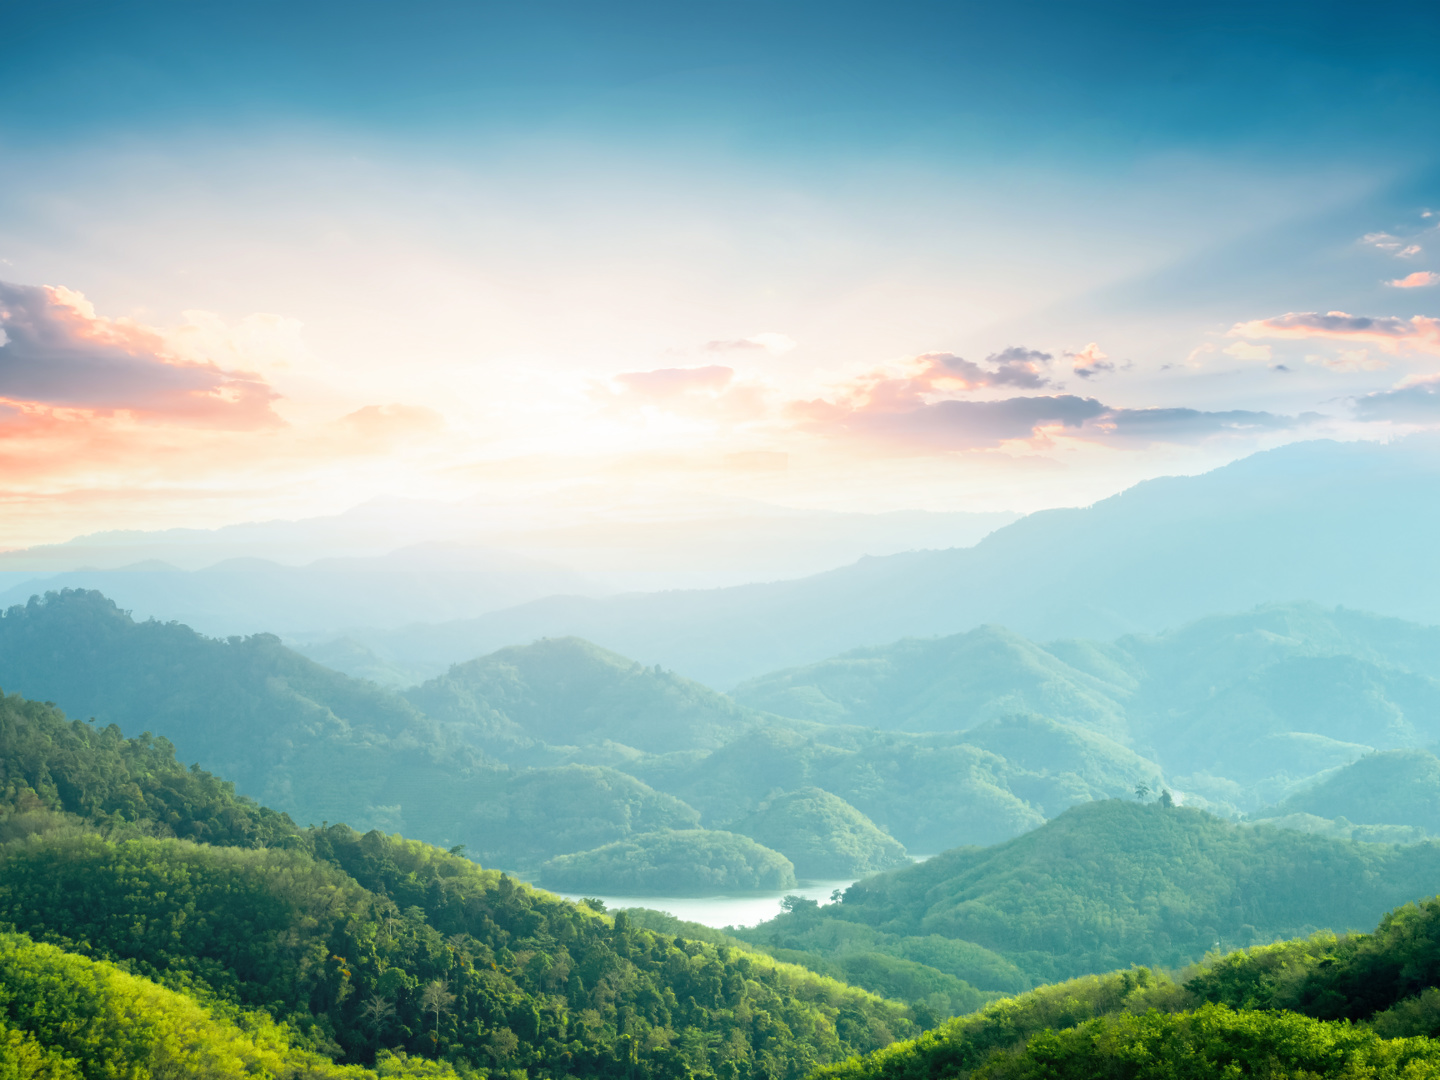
[1,0,1439,546]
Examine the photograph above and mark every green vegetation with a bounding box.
[540,830,797,894]
[1254,749,1440,836]
[0,931,427,1080]
[729,789,908,879]
[0,590,1174,870]
[0,690,919,1078]
[816,892,1440,1080]
[733,625,1134,741]
[405,637,773,756]
[0,689,298,848]
[739,799,1440,986]
[735,603,1440,818]
[19,589,1440,895]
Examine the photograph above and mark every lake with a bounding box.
[553,876,859,929]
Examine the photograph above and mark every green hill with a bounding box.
[0,591,1170,865]
[733,626,1134,740]
[738,799,1440,985]
[818,891,1440,1080]
[0,593,707,872]
[1254,750,1440,835]
[0,931,444,1080]
[0,691,918,1077]
[735,603,1440,816]
[405,636,775,756]
[729,788,909,878]
[540,829,798,893]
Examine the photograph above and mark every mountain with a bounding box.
[738,602,1440,813]
[539,829,798,893]
[737,799,1440,986]
[0,543,598,644]
[0,591,703,869]
[1255,750,1440,835]
[729,787,910,878]
[733,625,1133,740]
[377,629,1162,855]
[403,636,775,757]
[317,437,1440,689]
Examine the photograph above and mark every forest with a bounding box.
[0,690,915,1077]
[10,686,1440,1079]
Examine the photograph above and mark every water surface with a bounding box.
[554,877,857,929]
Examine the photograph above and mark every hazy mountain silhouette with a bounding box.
[328,437,1440,687]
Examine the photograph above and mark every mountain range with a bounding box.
[298,437,1440,688]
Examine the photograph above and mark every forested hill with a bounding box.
[734,602,1440,816]
[0,589,1166,867]
[404,635,781,757]
[0,689,919,1078]
[817,893,1440,1080]
[0,590,707,869]
[737,799,1440,985]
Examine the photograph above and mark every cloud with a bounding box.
[1222,341,1272,361]
[1306,349,1387,372]
[0,281,280,426]
[1389,271,1440,288]
[1093,407,1295,441]
[1068,342,1114,378]
[833,394,1107,450]
[981,347,1055,388]
[1353,382,1440,423]
[1230,311,1440,355]
[704,332,796,354]
[615,364,735,398]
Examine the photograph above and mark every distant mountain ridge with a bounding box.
[317,437,1440,688]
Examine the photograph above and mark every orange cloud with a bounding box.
[1230,311,1440,355]
[0,281,281,427]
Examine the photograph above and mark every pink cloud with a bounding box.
[1068,342,1114,378]
[1229,311,1440,355]
[1388,272,1440,289]
[0,281,281,427]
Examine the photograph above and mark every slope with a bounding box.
[0,595,703,869]
[738,799,1440,984]
[0,692,920,1077]
[1254,750,1440,835]
[404,636,774,756]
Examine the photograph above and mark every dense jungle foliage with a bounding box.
[540,829,798,893]
[819,892,1440,1080]
[738,799,1440,985]
[0,931,460,1080]
[729,789,908,879]
[0,691,917,1078]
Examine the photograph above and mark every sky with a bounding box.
[3,0,1440,550]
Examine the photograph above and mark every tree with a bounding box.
[1135,782,1151,801]
[358,994,396,1040]
[1159,790,1175,809]
[420,979,455,1039]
